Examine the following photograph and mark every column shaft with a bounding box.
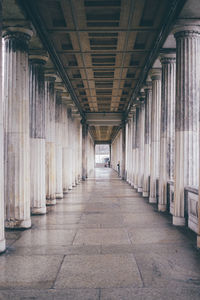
[174,25,200,226]
[4,27,32,228]
[45,77,56,205]
[159,54,176,212]
[149,69,161,203]
[29,56,47,215]
[143,85,152,197]
[0,0,5,251]
[55,92,63,199]
[138,102,145,192]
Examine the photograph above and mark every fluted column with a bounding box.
[143,83,152,197]
[158,53,176,212]
[45,75,56,205]
[138,100,145,193]
[0,0,5,252]
[173,23,200,226]
[149,69,161,203]
[131,110,136,187]
[67,107,73,189]
[55,91,63,199]
[61,100,69,193]
[82,120,88,180]
[3,26,33,228]
[29,54,47,215]
[121,121,126,180]
[134,107,140,189]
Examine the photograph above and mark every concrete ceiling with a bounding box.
[4,0,186,142]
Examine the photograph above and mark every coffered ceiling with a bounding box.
[6,0,186,141]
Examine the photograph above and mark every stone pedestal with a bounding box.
[3,26,32,228]
[143,83,152,197]
[45,76,56,205]
[173,24,200,226]
[149,69,161,203]
[55,92,63,199]
[159,53,176,212]
[29,54,47,215]
[0,1,5,252]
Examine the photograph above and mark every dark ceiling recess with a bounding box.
[19,0,186,142]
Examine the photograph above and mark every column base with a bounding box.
[46,199,56,206]
[72,183,76,187]
[142,191,149,197]
[197,235,200,249]
[134,184,138,189]
[158,204,167,212]
[68,186,73,190]
[5,218,31,229]
[56,193,63,199]
[173,216,185,226]
[0,239,6,253]
[32,207,46,215]
[149,197,157,203]
[63,189,68,194]
[138,187,143,193]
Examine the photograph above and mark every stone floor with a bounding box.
[1,168,200,299]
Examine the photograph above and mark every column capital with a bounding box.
[173,20,200,39]
[44,72,57,82]
[150,68,161,81]
[160,53,176,64]
[144,81,152,91]
[3,26,33,52]
[29,51,48,65]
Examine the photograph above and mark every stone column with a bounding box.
[0,0,5,252]
[29,54,47,215]
[143,83,152,197]
[134,107,140,189]
[67,107,73,189]
[45,75,56,205]
[82,120,88,180]
[158,53,176,212]
[3,26,32,228]
[121,121,126,180]
[131,109,136,187]
[138,98,145,193]
[55,91,63,199]
[61,99,69,193]
[173,23,200,226]
[149,69,161,203]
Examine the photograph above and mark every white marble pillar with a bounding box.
[0,0,5,252]
[121,121,126,180]
[55,91,63,199]
[67,107,73,188]
[82,120,88,180]
[138,99,145,193]
[131,110,136,187]
[29,54,47,215]
[158,53,176,212]
[134,107,140,189]
[143,83,152,197]
[3,26,32,229]
[61,101,69,193]
[45,75,56,205]
[149,69,161,203]
[173,23,200,226]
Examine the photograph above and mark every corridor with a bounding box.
[0,169,200,299]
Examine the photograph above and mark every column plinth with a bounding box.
[173,24,200,226]
[3,27,33,228]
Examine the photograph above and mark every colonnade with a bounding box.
[0,20,94,253]
[112,21,200,248]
